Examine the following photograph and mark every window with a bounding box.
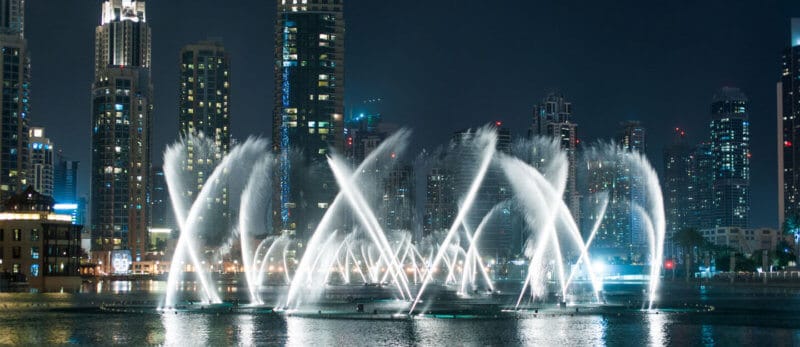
[30,229,39,242]
[0,229,3,241]
[31,247,38,260]
[30,264,39,277]
[12,264,19,274]
[13,229,21,241]
[12,246,21,259]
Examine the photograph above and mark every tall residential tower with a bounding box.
[178,40,231,236]
[711,87,750,228]
[90,0,153,262]
[530,93,579,220]
[0,0,30,200]
[273,1,345,238]
[779,18,800,228]
[28,127,53,197]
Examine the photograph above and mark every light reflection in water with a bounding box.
[287,317,334,346]
[516,315,605,345]
[112,281,132,293]
[237,314,255,345]
[647,312,668,346]
[702,324,715,346]
[163,312,210,346]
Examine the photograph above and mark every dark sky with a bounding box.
[24,1,800,228]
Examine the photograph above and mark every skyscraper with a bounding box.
[530,93,580,220]
[28,127,53,197]
[451,125,514,260]
[381,163,415,231]
[662,128,692,256]
[424,167,455,236]
[178,40,231,235]
[689,143,715,229]
[149,166,175,232]
[710,87,750,228]
[273,1,345,238]
[0,0,30,200]
[779,18,800,228]
[90,0,152,262]
[53,154,78,204]
[617,121,647,253]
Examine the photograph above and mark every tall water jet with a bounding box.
[284,129,412,309]
[409,127,497,313]
[162,135,272,308]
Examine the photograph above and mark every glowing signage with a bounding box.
[112,250,132,274]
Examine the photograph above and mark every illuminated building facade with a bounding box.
[530,93,580,221]
[90,0,152,264]
[779,18,800,228]
[618,121,647,251]
[381,164,414,231]
[53,156,78,204]
[273,0,345,238]
[28,127,53,197]
[688,143,715,229]
[0,0,30,200]
[423,167,455,236]
[581,121,648,262]
[710,87,750,228]
[178,40,231,236]
[450,125,514,260]
[0,187,82,292]
[149,166,172,231]
[662,128,691,256]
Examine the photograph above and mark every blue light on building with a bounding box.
[54,203,80,225]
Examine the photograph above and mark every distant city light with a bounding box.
[54,203,79,210]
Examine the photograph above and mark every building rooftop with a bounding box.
[793,18,800,47]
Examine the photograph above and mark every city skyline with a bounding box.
[18,1,800,228]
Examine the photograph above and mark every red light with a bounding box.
[495,121,502,127]
[390,152,396,159]
[786,141,793,148]
[664,259,675,270]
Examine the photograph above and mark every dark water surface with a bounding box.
[2,283,800,346]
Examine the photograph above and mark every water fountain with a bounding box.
[157,126,666,316]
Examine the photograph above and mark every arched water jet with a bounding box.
[409,128,497,313]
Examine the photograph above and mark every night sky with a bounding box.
[23,1,800,228]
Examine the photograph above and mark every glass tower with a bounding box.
[530,93,580,221]
[0,0,30,200]
[273,0,345,238]
[177,40,231,238]
[28,127,53,197]
[710,87,750,228]
[662,128,691,257]
[90,0,152,262]
[779,18,800,228]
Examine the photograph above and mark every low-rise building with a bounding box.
[0,187,83,292]
[701,227,779,255]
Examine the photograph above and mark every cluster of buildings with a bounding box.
[0,0,798,291]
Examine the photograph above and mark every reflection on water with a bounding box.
[2,290,800,345]
[112,280,132,293]
[163,311,210,346]
[517,315,605,345]
[647,312,668,346]
[702,324,715,346]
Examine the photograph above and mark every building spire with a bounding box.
[101,0,147,25]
